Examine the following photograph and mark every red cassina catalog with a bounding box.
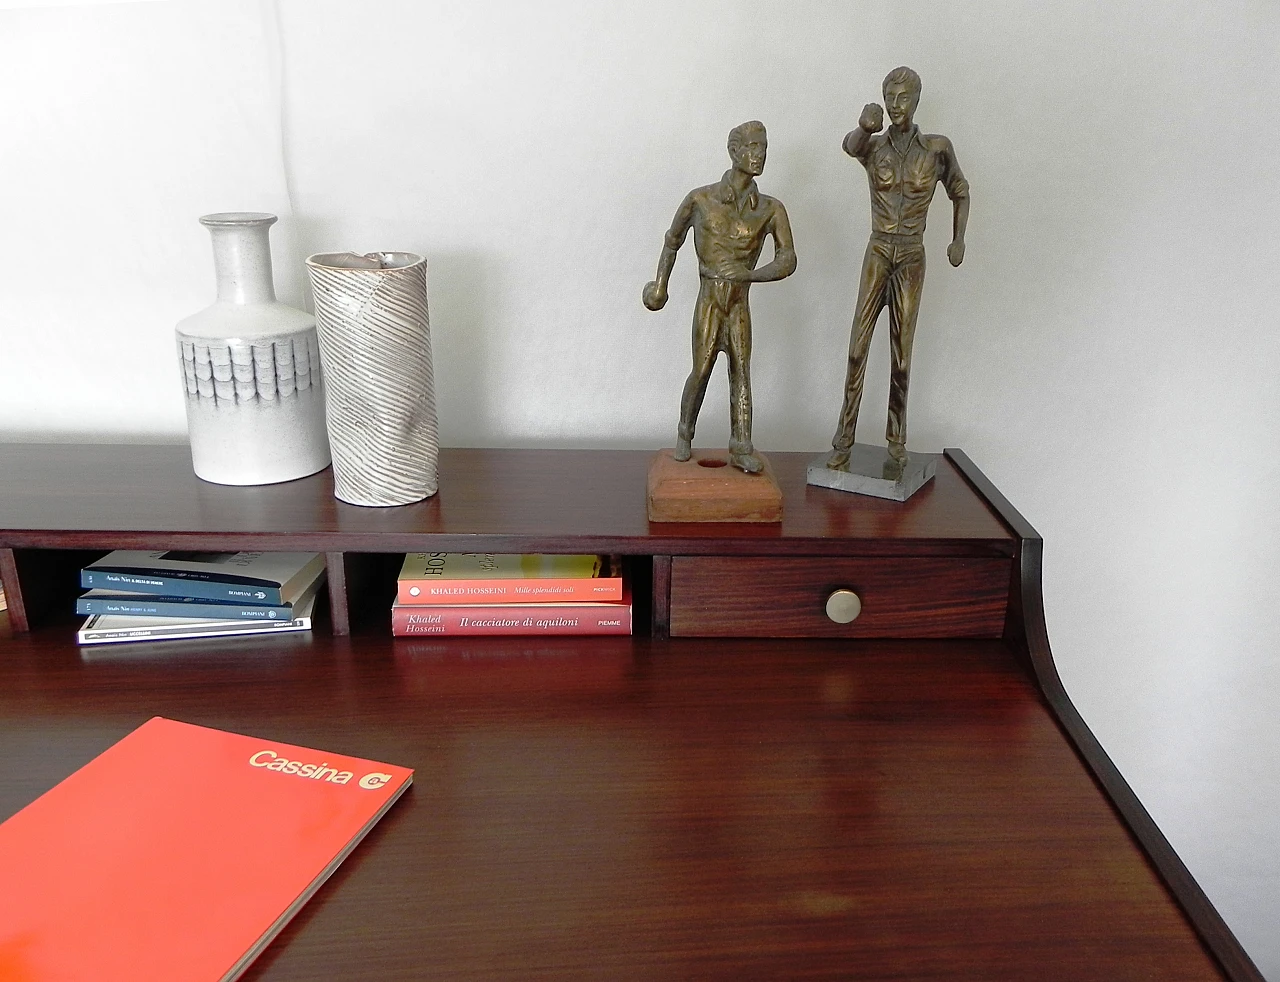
[0,716,413,982]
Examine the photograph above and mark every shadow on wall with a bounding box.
[0,240,502,452]
[421,252,498,448]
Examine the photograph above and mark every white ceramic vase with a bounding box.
[305,251,438,507]
[177,213,331,486]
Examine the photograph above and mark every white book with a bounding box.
[77,583,319,646]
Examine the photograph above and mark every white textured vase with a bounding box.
[177,213,331,486]
[305,252,438,507]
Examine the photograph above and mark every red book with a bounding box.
[0,717,412,982]
[392,596,632,636]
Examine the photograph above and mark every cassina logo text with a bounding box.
[249,750,354,785]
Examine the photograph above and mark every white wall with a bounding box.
[2,0,1278,972]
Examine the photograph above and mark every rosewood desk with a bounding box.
[0,445,1262,980]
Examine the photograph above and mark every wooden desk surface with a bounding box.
[0,444,1012,557]
[0,627,1225,981]
[0,444,1259,979]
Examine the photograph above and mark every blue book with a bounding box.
[76,591,299,622]
[80,551,325,606]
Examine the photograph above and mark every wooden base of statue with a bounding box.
[646,449,783,523]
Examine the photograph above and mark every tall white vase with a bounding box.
[305,251,438,507]
[177,213,331,486]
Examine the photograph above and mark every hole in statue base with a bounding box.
[698,459,728,469]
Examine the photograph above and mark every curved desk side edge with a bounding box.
[0,548,27,633]
[943,448,1263,982]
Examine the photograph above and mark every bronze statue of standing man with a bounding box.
[644,121,797,474]
[826,67,969,471]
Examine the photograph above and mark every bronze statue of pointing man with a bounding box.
[826,66,969,470]
[644,120,797,474]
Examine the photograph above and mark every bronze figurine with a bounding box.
[644,121,797,474]
[826,67,969,470]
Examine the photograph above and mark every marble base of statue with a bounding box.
[647,449,783,523]
[806,444,936,502]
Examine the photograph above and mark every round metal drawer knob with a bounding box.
[825,589,862,624]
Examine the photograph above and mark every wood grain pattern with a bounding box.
[0,548,26,633]
[671,555,1010,638]
[0,442,1256,979]
[323,552,349,637]
[944,449,1264,982]
[651,554,672,640]
[0,445,1014,634]
[0,445,1012,556]
[0,632,1225,981]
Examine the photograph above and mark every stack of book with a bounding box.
[392,553,630,636]
[76,551,326,646]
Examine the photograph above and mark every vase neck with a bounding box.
[201,213,278,305]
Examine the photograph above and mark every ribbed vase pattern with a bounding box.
[306,252,438,507]
[179,334,322,404]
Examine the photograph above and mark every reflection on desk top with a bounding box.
[0,444,1013,555]
[0,631,1224,981]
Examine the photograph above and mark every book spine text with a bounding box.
[396,577,623,605]
[80,571,284,605]
[76,598,294,621]
[391,605,631,636]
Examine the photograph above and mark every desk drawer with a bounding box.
[669,556,1010,638]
